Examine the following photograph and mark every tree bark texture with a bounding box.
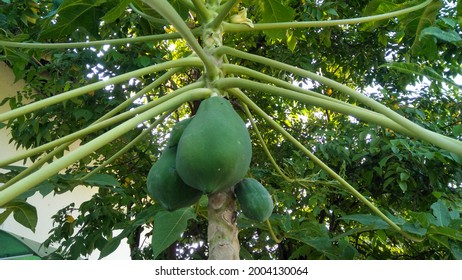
[207,190,240,260]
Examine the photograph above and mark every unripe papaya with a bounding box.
[167,118,192,148]
[235,178,273,222]
[147,147,202,211]
[176,96,252,193]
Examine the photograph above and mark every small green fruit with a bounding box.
[235,178,273,222]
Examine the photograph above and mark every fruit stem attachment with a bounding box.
[266,220,282,244]
[242,103,292,181]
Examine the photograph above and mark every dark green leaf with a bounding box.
[379,62,459,87]
[99,229,129,259]
[410,0,443,56]
[340,214,390,229]
[101,0,131,23]
[40,0,105,39]
[402,223,427,236]
[420,26,462,43]
[431,200,451,227]
[428,226,462,242]
[449,240,462,260]
[152,208,196,259]
[258,0,295,40]
[4,200,38,232]
[360,0,400,31]
[83,173,121,187]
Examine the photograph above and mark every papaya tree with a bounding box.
[1,0,462,259]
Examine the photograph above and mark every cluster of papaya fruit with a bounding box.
[146,96,273,222]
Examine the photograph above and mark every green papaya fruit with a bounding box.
[147,147,202,211]
[235,178,273,222]
[167,118,192,148]
[176,96,252,193]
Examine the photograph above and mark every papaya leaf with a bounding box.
[420,26,462,44]
[401,222,427,236]
[431,200,452,227]
[428,226,462,242]
[101,0,131,23]
[449,240,462,260]
[339,214,390,229]
[152,207,196,259]
[40,0,106,39]
[360,0,400,31]
[410,0,443,56]
[379,62,460,87]
[258,0,295,40]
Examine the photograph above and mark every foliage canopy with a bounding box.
[1,0,461,259]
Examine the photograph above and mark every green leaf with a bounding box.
[72,109,94,121]
[379,62,459,87]
[409,0,443,56]
[40,0,106,39]
[258,0,295,40]
[286,29,297,52]
[99,205,159,259]
[340,214,389,229]
[449,240,462,260]
[428,226,462,242]
[101,0,131,23]
[360,0,400,31]
[402,222,427,236]
[3,200,38,232]
[168,0,191,19]
[0,208,13,224]
[152,207,196,259]
[420,26,462,43]
[431,200,451,227]
[98,229,128,259]
[83,173,121,187]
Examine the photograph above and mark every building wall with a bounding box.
[0,62,130,259]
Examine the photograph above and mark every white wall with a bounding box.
[0,62,130,259]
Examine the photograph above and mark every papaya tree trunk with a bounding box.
[207,190,240,260]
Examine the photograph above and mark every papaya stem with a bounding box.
[0,57,203,123]
[209,0,239,30]
[266,220,282,244]
[80,110,173,180]
[0,32,197,49]
[216,47,462,156]
[192,0,212,22]
[222,0,432,32]
[229,88,424,241]
[142,0,219,80]
[0,79,204,168]
[215,77,414,136]
[242,103,292,181]
[129,3,169,24]
[0,69,202,192]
